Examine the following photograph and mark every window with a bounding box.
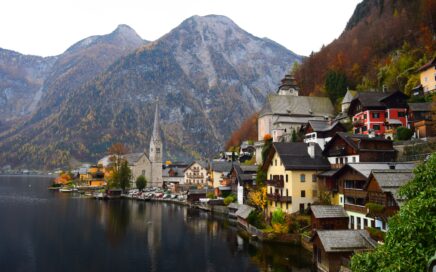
[300,174,306,182]
[301,190,306,197]
[372,112,380,118]
[312,174,317,182]
[156,148,160,153]
[363,113,367,119]
[354,128,360,134]
[270,174,272,180]
[352,157,356,163]
[286,174,288,182]
[312,190,318,197]
[336,158,339,164]
[275,159,277,166]
[340,196,343,204]
[286,189,289,196]
[286,203,289,210]
[270,187,272,194]
[350,216,354,229]
[398,112,405,117]
[362,126,367,132]
[373,124,380,130]
[345,157,348,163]
[357,217,361,229]
[364,218,368,227]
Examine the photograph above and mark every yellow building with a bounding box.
[418,56,436,94]
[263,142,330,216]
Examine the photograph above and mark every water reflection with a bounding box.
[0,177,312,272]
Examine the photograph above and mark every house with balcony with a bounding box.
[262,142,330,216]
[301,119,347,150]
[408,102,436,139]
[348,90,409,139]
[210,161,234,196]
[366,169,414,231]
[329,162,414,230]
[229,164,257,204]
[322,132,395,169]
[184,161,209,186]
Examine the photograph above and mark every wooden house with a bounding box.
[310,205,349,232]
[366,169,413,230]
[313,230,376,272]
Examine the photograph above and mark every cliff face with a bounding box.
[0,15,301,169]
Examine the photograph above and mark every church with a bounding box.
[123,101,163,188]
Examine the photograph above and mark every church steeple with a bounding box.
[148,98,163,187]
[277,71,299,96]
[151,99,161,143]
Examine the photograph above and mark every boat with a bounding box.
[59,188,74,192]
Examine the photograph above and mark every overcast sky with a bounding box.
[0,0,361,57]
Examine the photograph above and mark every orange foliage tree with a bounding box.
[225,112,258,150]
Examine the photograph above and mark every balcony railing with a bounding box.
[266,179,284,188]
[344,203,368,214]
[267,193,292,203]
[344,188,367,198]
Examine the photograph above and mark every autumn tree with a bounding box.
[225,112,258,150]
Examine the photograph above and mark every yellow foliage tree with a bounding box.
[248,187,267,211]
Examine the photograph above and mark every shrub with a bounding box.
[396,126,413,141]
[223,194,236,205]
[247,210,266,229]
[206,192,216,199]
[135,175,147,191]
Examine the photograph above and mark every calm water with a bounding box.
[0,176,312,272]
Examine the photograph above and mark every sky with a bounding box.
[0,0,361,57]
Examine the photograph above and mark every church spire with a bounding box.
[151,99,161,142]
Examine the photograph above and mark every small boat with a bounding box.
[59,188,74,192]
[94,192,105,199]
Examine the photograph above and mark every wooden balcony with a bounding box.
[344,204,367,214]
[344,188,367,198]
[267,193,292,203]
[266,179,284,188]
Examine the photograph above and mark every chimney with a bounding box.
[308,142,316,159]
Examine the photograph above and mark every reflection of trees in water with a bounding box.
[104,200,130,246]
[246,240,313,272]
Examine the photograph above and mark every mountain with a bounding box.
[0,24,146,127]
[295,0,435,99]
[0,48,55,122]
[0,15,300,169]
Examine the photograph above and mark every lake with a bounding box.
[0,176,313,272]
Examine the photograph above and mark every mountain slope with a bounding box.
[0,48,55,122]
[0,15,300,169]
[295,0,435,97]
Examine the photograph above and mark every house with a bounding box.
[348,90,409,138]
[235,204,255,230]
[310,205,349,232]
[417,56,436,94]
[162,165,185,186]
[210,161,234,196]
[87,165,106,187]
[366,169,414,231]
[187,189,207,203]
[328,163,415,230]
[409,102,436,139]
[302,119,347,150]
[229,164,257,204]
[263,142,330,216]
[313,230,377,272]
[258,72,335,142]
[184,161,209,186]
[322,132,395,169]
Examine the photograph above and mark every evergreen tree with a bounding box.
[119,160,132,192]
[136,175,147,191]
[325,70,348,103]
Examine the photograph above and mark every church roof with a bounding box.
[259,94,334,118]
[124,153,144,166]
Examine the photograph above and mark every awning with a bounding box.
[385,119,403,125]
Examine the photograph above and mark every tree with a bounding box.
[248,187,267,211]
[291,129,297,142]
[325,70,348,103]
[118,160,131,192]
[395,127,413,141]
[136,175,147,191]
[351,154,436,271]
[108,143,129,174]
